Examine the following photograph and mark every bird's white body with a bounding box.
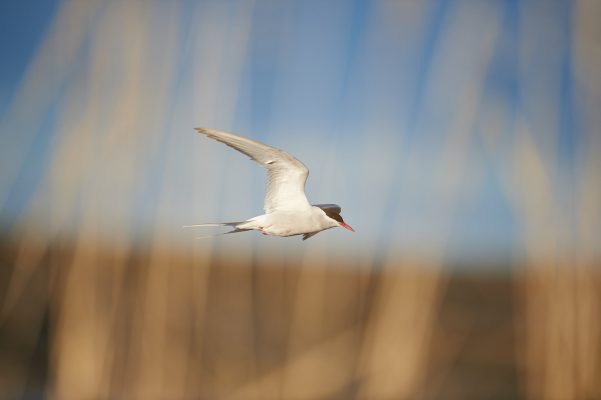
[238,207,340,237]
[187,128,354,240]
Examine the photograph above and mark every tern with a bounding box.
[185,128,354,240]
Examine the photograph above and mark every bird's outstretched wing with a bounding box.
[195,128,311,213]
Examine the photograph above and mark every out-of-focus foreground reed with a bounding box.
[1,238,600,399]
[1,1,601,399]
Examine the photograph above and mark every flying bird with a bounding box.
[185,128,354,240]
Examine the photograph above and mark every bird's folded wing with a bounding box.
[195,128,311,213]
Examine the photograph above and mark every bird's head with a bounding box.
[315,204,355,232]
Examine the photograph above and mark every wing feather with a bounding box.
[195,128,311,213]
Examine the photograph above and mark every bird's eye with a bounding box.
[266,160,275,165]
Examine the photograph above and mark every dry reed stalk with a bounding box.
[509,131,601,399]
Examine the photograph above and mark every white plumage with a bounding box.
[186,128,354,240]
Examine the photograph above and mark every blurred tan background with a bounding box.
[1,1,601,399]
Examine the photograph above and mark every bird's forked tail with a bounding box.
[182,221,251,239]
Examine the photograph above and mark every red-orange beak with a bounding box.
[340,222,355,232]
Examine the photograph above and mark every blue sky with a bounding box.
[0,0,60,115]
[1,0,598,265]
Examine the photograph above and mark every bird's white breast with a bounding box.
[256,207,336,237]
